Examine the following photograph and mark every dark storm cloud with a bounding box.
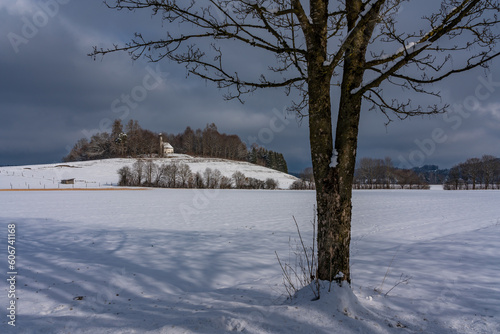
[0,0,499,171]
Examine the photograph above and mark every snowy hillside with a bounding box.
[0,155,298,190]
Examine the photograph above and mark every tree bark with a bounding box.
[311,73,363,284]
[310,0,375,284]
[309,69,342,283]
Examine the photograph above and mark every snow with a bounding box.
[0,155,299,190]
[1,172,500,332]
[395,41,431,56]
[329,149,338,167]
[376,40,432,63]
[356,39,431,94]
[361,0,381,17]
[349,0,382,32]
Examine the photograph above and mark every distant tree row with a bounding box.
[445,155,500,190]
[411,165,449,185]
[64,119,288,173]
[289,167,316,190]
[63,120,158,162]
[118,159,279,190]
[248,145,288,175]
[163,123,247,161]
[292,156,500,191]
[165,123,288,173]
[353,157,429,189]
[290,159,429,190]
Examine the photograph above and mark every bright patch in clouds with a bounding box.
[0,0,34,15]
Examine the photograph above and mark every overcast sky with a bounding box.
[1,0,499,172]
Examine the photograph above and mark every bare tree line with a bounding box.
[166,123,288,173]
[64,119,158,162]
[445,155,500,190]
[290,160,430,190]
[290,167,316,190]
[354,157,429,190]
[118,160,279,190]
[64,119,288,174]
[164,123,248,161]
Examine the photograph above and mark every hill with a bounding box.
[64,120,289,174]
[0,154,298,190]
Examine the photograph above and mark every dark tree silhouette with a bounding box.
[445,155,500,190]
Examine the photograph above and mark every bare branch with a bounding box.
[353,0,500,100]
[91,0,500,117]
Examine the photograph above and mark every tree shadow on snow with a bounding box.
[0,217,385,334]
[351,224,500,333]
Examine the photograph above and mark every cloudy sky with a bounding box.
[1,0,499,172]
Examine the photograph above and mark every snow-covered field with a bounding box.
[0,156,298,190]
[1,186,499,333]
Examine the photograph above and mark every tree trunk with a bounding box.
[310,0,373,284]
[308,69,343,283]
[310,76,363,284]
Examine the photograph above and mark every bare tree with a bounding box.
[162,162,180,188]
[290,178,309,190]
[203,167,214,188]
[144,159,157,185]
[394,168,421,189]
[140,129,160,157]
[202,124,219,157]
[357,157,380,189]
[496,168,500,190]
[63,138,90,162]
[177,163,193,188]
[355,157,395,188]
[232,171,246,189]
[91,0,500,284]
[220,175,233,188]
[461,157,482,190]
[117,166,133,186]
[126,120,142,157]
[299,167,315,188]
[86,133,111,159]
[382,157,394,189]
[248,177,266,189]
[182,127,196,154]
[445,165,463,190]
[204,168,223,188]
[265,178,279,189]
[132,159,145,185]
[192,171,203,188]
[153,161,165,186]
[481,155,498,189]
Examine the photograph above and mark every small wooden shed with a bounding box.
[61,178,75,185]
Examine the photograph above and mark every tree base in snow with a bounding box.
[291,280,398,332]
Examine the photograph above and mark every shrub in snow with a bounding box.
[118,159,280,190]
